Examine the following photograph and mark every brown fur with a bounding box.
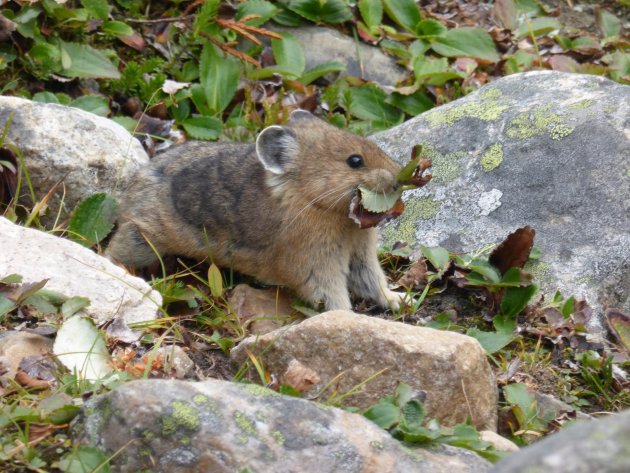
[107,111,405,310]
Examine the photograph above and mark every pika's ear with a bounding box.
[256,125,299,175]
[289,109,316,123]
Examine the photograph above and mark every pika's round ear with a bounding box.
[256,125,299,175]
[289,109,316,122]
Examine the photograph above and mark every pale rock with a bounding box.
[231,310,498,430]
[0,217,160,340]
[71,378,492,473]
[157,345,195,379]
[0,96,149,223]
[480,431,519,453]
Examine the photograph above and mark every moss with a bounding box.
[162,401,200,436]
[142,429,156,442]
[424,96,510,127]
[480,143,504,172]
[234,411,257,443]
[382,197,441,246]
[568,99,594,110]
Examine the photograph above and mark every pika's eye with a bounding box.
[346,155,364,169]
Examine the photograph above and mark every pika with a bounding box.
[107,110,405,311]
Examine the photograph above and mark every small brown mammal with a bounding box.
[107,110,405,310]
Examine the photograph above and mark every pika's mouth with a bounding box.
[348,190,405,229]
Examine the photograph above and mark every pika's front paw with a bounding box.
[383,290,407,311]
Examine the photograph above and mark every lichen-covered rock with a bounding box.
[0,217,160,340]
[231,310,498,431]
[490,409,630,473]
[0,96,149,223]
[71,378,492,473]
[373,71,630,330]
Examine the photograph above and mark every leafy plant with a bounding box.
[68,193,118,247]
[363,383,504,461]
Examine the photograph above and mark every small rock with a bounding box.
[490,409,630,473]
[0,96,149,223]
[71,378,492,473]
[231,310,498,430]
[158,345,195,379]
[227,284,300,335]
[0,331,53,385]
[0,217,161,340]
[480,431,519,453]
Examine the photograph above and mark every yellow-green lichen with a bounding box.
[506,105,575,141]
[424,97,510,127]
[272,430,285,445]
[256,411,268,422]
[568,99,594,110]
[142,430,156,442]
[193,395,208,405]
[234,411,257,443]
[162,401,200,436]
[576,275,592,285]
[420,144,465,183]
[241,384,280,398]
[481,87,502,99]
[523,261,553,286]
[180,436,191,446]
[480,143,504,172]
[382,197,441,246]
[369,441,384,450]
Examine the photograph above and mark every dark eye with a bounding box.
[346,155,364,168]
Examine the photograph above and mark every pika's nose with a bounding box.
[372,170,399,193]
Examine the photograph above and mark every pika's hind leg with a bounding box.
[106,222,160,269]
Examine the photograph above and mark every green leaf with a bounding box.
[358,186,402,213]
[199,41,241,115]
[596,9,621,38]
[102,20,134,37]
[68,193,118,247]
[420,246,450,273]
[397,155,420,182]
[32,91,60,104]
[364,399,400,429]
[81,0,109,20]
[394,382,414,407]
[387,91,433,116]
[299,61,346,85]
[400,399,426,432]
[207,263,223,298]
[413,56,465,85]
[466,259,501,284]
[61,296,91,319]
[383,0,422,34]
[194,0,220,34]
[431,27,500,63]
[58,41,120,79]
[0,295,16,317]
[346,85,404,124]
[1,274,23,284]
[500,284,537,318]
[416,19,447,37]
[182,116,222,140]
[69,96,110,116]
[503,383,535,414]
[467,315,516,354]
[359,0,383,30]
[288,0,352,24]
[236,0,279,26]
[516,17,561,38]
[59,446,111,473]
[561,296,575,318]
[271,32,306,79]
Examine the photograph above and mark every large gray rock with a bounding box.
[0,217,160,340]
[231,310,498,431]
[290,27,407,87]
[72,378,492,473]
[373,71,630,329]
[490,409,630,473]
[0,96,149,223]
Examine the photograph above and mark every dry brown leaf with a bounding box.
[489,226,536,275]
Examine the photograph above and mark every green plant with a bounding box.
[363,383,504,461]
